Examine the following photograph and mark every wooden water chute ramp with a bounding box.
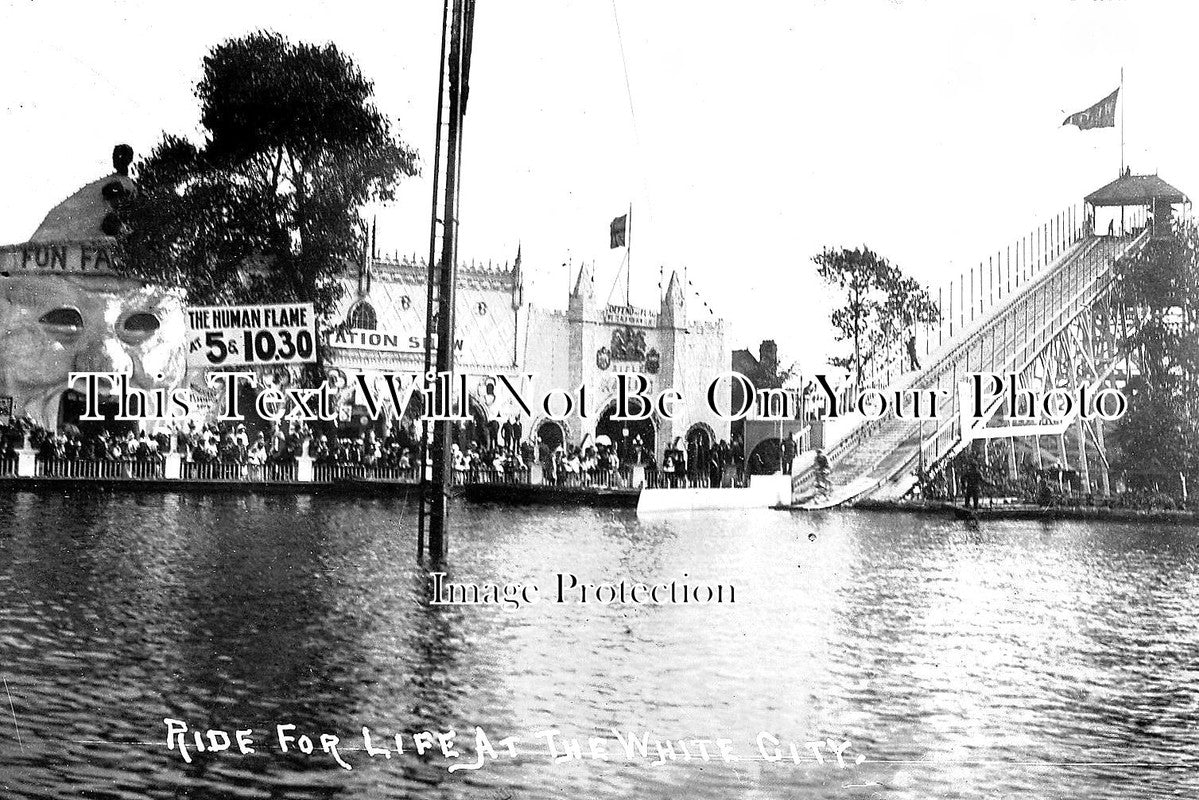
[791,175,1184,509]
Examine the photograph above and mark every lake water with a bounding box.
[1,489,1197,799]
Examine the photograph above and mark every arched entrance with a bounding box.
[536,420,564,452]
[747,438,786,475]
[388,390,425,450]
[686,423,714,478]
[59,389,138,437]
[453,397,491,451]
[595,399,655,463]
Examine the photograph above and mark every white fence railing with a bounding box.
[7,458,750,491]
[467,465,748,490]
[11,457,416,485]
[37,458,163,480]
[311,463,418,483]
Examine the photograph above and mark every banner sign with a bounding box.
[0,242,119,275]
[186,303,317,368]
[330,328,421,352]
[328,328,465,354]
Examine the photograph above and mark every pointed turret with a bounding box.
[568,261,598,321]
[660,269,686,328]
[572,261,593,297]
[357,237,371,298]
[511,243,524,310]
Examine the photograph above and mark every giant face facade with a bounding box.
[0,271,188,427]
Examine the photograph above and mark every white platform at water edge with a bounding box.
[636,474,792,514]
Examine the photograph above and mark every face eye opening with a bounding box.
[122,312,161,334]
[38,307,84,334]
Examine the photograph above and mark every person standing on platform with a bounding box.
[488,414,501,449]
[961,453,983,510]
[814,448,831,495]
[907,332,921,371]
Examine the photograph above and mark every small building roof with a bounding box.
[1085,174,1188,207]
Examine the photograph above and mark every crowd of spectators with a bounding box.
[0,417,423,469]
[1,416,307,468]
[460,432,748,488]
[0,416,749,488]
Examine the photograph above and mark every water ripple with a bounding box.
[1,492,1197,798]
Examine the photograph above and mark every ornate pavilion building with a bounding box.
[328,251,730,462]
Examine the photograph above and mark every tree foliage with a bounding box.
[117,31,418,323]
[812,246,939,381]
[1114,220,1199,393]
[1110,391,1199,477]
[1111,220,1199,478]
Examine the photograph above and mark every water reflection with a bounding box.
[0,491,1197,799]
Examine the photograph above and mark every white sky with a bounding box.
[2,0,1196,373]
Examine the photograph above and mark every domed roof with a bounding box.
[30,172,135,243]
[29,144,135,243]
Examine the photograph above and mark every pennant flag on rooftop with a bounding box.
[610,213,628,248]
[1062,88,1118,130]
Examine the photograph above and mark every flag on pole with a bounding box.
[610,213,628,248]
[1062,88,1118,130]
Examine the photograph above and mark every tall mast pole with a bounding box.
[1120,67,1125,177]
[424,0,474,563]
[429,0,468,563]
[626,203,632,306]
[1120,67,1126,235]
[418,0,451,562]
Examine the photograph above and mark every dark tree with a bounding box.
[1111,390,1198,478]
[1114,221,1199,392]
[813,246,939,383]
[118,31,418,326]
[1111,219,1199,481]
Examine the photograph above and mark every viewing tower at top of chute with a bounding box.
[1084,170,1190,239]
